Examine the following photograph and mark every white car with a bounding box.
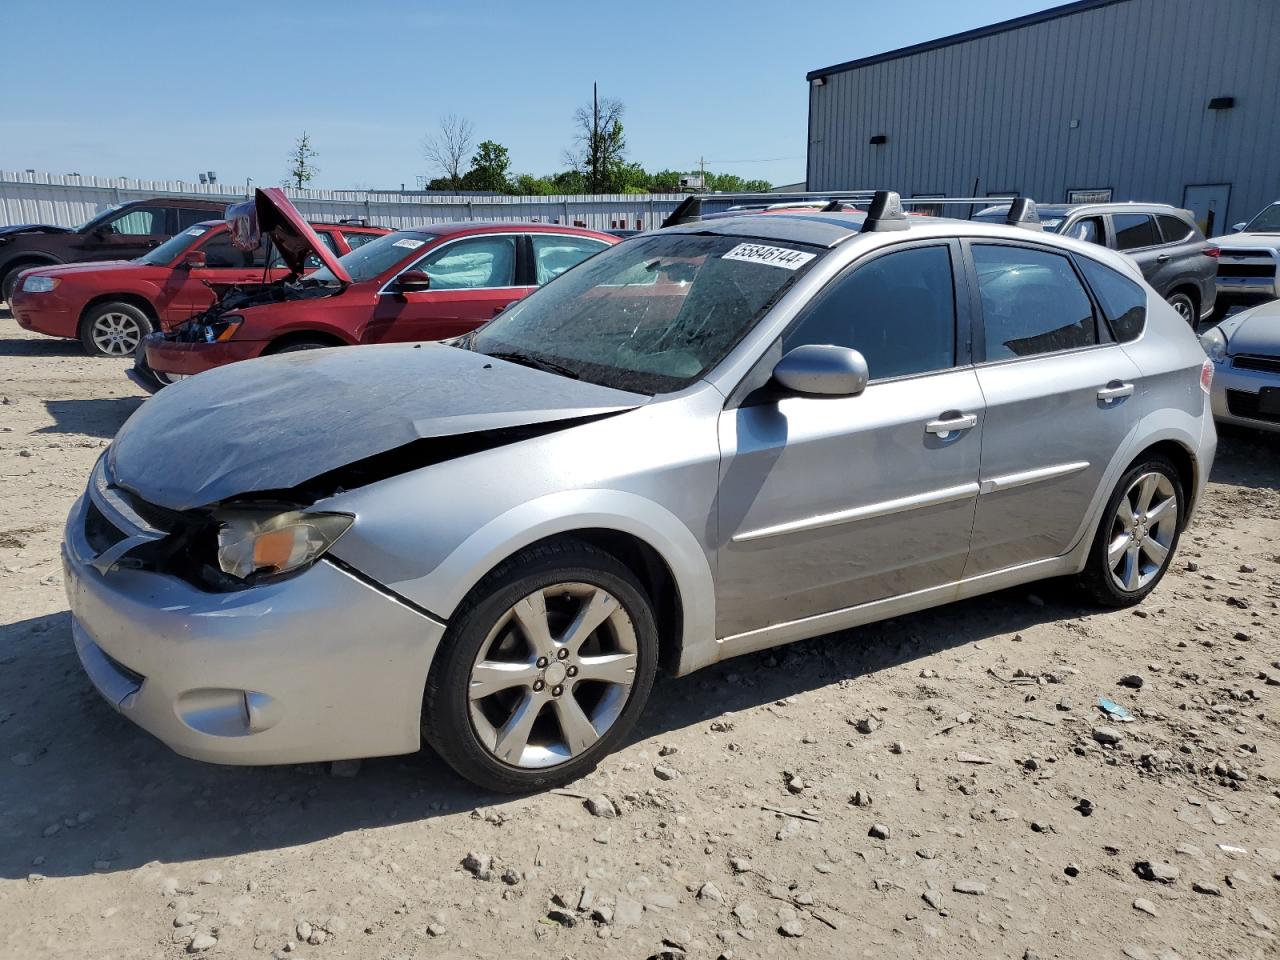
[1211,201,1280,319]
[1200,299,1280,433]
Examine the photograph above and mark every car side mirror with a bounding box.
[397,270,431,293]
[1231,222,1246,233]
[182,251,207,269]
[771,344,868,397]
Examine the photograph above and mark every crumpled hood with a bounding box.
[109,342,645,510]
[1224,300,1280,356]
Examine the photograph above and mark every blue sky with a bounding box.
[5,0,1060,190]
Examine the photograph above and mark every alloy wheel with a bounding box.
[1107,471,1178,593]
[92,312,143,356]
[1171,298,1193,323]
[467,582,638,769]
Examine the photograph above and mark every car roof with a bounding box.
[397,221,616,240]
[134,197,225,208]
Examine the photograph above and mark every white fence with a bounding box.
[0,171,725,232]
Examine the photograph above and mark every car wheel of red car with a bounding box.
[269,339,339,354]
[80,302,154,358]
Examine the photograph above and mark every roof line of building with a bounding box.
[806,0,1129,81]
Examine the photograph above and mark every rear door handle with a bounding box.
[925,412,978,436]
[1155,253,1172,262]
[1097,381,1134,401]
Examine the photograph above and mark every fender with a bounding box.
[0,252,62,280]
[383,488,718,676]
[1060,407,1206,571]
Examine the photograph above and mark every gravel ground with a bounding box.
[0,313,1277,960]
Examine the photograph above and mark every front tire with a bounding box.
[80,302,153,357]
[1077,456,1184,607]
[422,538,658,793]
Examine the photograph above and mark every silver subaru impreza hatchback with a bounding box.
[64,193,1216,792]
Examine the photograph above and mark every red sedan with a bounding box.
[139,189,616,387]
[10,219,387,357]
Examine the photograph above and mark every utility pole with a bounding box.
[592,82,600,194]
[699,155,706,190]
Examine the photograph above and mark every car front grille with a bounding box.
[1233,353,1280,374]
[1226,389,1280,424]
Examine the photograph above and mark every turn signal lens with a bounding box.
[216,511,354,580]
[1203,247,1220,259]
[1200,358,1213,395]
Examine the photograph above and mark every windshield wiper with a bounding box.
[485,351,580,380]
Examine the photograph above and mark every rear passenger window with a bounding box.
[198,233,267,269]
[177,208,216,231]
[1156,215,1192,244]
[783,245,956,381]
[1112,214,1159,250]
[1077,257,1146,342]
[972,245,1097,360]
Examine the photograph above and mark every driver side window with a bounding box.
[413,236,517,289]
[108,207,167,235]
[783,245,957,381]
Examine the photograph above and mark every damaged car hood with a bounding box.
[109,343,646,510]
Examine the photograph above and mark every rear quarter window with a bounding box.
[1156,215,1193,244]
[1077,257,1146,342]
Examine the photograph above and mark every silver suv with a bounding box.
[63,194,1217,792]
[974,202,1218,326]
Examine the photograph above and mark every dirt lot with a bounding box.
[0,313,1277,960]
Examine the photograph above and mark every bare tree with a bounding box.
[286,131,320,188]
[423,114,475,190]
[565,84,626,194]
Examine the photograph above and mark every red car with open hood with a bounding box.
[10,216,386,357]
[135,188,616,389]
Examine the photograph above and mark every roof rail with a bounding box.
[860,191,909,232]
[1005,198,1043,231]
[661,195,702,228]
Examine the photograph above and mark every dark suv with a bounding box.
[973,202,1218,327]
[0,197,227,302]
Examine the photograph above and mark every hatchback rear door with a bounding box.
[963,240,1141,577]
[715,240,984,643]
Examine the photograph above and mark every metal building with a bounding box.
[805,0,1280,234]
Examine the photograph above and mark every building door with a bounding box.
[1183,184,1231,237]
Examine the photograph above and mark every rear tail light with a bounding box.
[1204,247,1220,259]
[1200,358,1214,394]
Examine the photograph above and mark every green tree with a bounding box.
[512,173,557,195]
[286,131,319,189]
[462,140,512,193]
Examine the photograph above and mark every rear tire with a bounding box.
[1077,455,1184,608]
[1166,291,1196,329]
[422,538,659,793]
[80,302,153,357]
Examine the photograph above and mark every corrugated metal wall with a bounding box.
[807,0,1280,229]
[0,172,715,232]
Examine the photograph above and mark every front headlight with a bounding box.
[215,510,354,580]
[1199,326,1228,363]
[22,275,59,294]
[202,315,243,343]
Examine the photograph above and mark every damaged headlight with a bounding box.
[202,315,243,343]
[215,510,353,580]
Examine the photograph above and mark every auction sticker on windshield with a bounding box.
[393,238,426,250]
[722,243,816,270]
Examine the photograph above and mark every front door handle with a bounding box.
[1097,381,1134,401]
[925,412,978,436]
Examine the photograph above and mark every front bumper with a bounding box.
[144,332,268,376]
[9,290,79,338]
[63,486,446,764]
[1209,357,1280,434]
